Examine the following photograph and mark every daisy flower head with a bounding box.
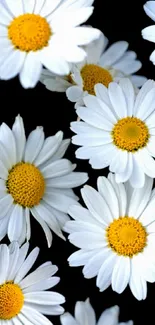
[65,174,155,300]
[71,78,155,188]
[65,31,146,107]
[0,115,88,247]
[60,298,133,325]
[0,0,100,89]
[142,1,155,65]
[0,241,65,324]
[40,31,146,108]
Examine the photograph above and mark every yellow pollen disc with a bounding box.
[6,162,45,208]
[112,117,150,152]
[8,13,51,52]
[107,217,147,257]
[80,64,113,95]
[0,282,24,320]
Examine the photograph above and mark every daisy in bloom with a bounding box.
[0,241,65,324]
[71,78,155,188]
[40,31,146,108]
[0,0,100,89]
[65,174,155,300]
[0,115,88,247]
[142,1,155,64]
[60,299,133,325]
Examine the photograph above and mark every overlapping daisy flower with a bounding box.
[64,173,155,300]
[0,115,88,247]
[60,298,133,325]
[0,0,100,88]
[0,241,65,324]
[142,1,155,64]
[71,78,155,188]
[40,31,146,108]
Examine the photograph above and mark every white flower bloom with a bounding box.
[40,31,146,108]
[65,174,155,300]
[142,1,155,64]
[0,0,100,88]
[71,78,155,188]
[60,299,133,325]
[0,242,65,324]
[0,115,88,247]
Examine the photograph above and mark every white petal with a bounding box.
[0,194,13,219]
[8,205,24,241]
[7,242,19,281]
[0,50,25,80]
[112,256,130,293]
[108,173,127,216]
[0,142,12,171]
[0,2,13,25]
[68,232,107,249]
[97,176,119,220]
[136,87,155,120]
[25,303,64,315]
[19,52,42,89]
[46,171,88,188]
[129,155,145,188]
[74,301,91,325]
[115,153,133,184]
[131,75,147,88]
[40,48,70,75]
[84,299,96,325]
[100,41,128,66]
[0,245,9,284]
[118,78,135,116]
[81,185,113,225]
[19,264,57,289]
[135,149,155,178]
[32,203,64,239]
[128,175,153,218]
[97,306,119,325]
[76,106,113,131]
[30,208,52,247]
[21,305,54,325]
[23,276,59,293]
[64,220,104,235]
[24,291,65,305]
[129,257,147,300]
[139,196,155,226]
[25,208,31,241]
[66,86,83,102]
[43,192,78,213]
[68,249,100,267]
[144,1,155,21]
[23,0,35,13]
[60,313,78,325]
[14,247,39,284]
[40,0,62,17]
[34,131,63,166]
[24,127,44,163]
[64,27,101,46]
[142,25,155,43]
[41,159,74,178]
[108,82,127,118]
[97,253,117,291]
[12,115,26,162]
[0,122,16,165]
[4,0,24,16]
[83,247,111,279]
[68,204,101,226]
[134,80,155,115]
[94,83,112,108]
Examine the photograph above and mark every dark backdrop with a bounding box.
[0,0,154,324]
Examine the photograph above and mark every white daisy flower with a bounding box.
[65,173,155,300]
[0,0,100,89]
[40,31,146,107]
[71,78,155,188]
[142,1,155,65]
[60,298,133,325]
[0,241,65,324]
[0,115,88,247]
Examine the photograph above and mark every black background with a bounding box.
[0,0,154,324]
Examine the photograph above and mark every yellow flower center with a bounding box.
[80,64,113,95]
[107,217,147,257]
[0,282,24,320]
[6,162,45,208]
[112,117,150,152]
[8,13,51,52]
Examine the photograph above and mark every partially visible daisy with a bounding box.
[142,1,155,64]
[65,174,155,300]
[60,299,133,325]
[0,0,100,88]
[40,31,146,108]
[0,241,65,324]
[0,115,88,247]
[71,78,155,188]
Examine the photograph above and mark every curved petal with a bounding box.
[24,127,44,163]
[12,115,26,162]
[112,256,130,293]
[19,52,42,89]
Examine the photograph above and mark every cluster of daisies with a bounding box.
[1,0,155,324]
